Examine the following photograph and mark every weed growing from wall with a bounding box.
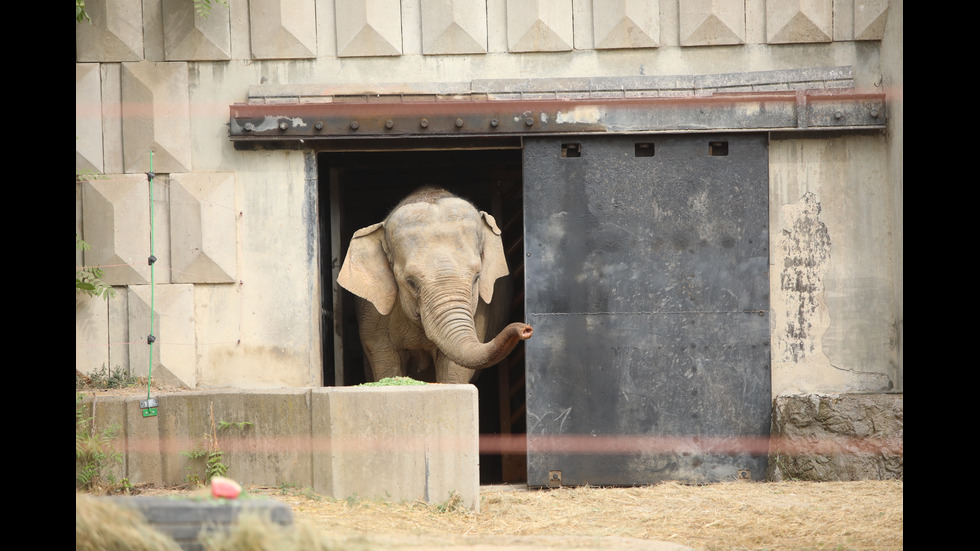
[75,393,125,493]
[183,401,253,486]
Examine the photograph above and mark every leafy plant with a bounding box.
[183,444,228,484]
[194,0,228,17]
[77,364,139,390]
[76,0,90,23]
[434,491,465,514]
[218,420,254,432]
[183,402,253,485]
[76,234,115,300]
[76,394,124,493]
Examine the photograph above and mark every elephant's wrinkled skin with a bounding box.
[338,187,533,384]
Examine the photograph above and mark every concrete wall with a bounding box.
[78,386,482,509]
[77,1,903,398]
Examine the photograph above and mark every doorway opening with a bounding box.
[317,147,527,483]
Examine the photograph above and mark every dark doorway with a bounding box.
[318,148,528,483]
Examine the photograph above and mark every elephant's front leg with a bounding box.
[435,353,477,384]
[362,338,404,381]
[356,298,404,382]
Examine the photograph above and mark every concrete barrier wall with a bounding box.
[78,385,481,510]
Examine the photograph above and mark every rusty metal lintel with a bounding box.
[228,91,885,142]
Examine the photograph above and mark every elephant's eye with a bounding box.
[405,277,420,294]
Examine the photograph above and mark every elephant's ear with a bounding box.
[337,222,397,316]
[479,211,509,304]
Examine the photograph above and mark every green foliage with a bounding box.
[433,491,465,514]
[358,376,428,387]
[183,444,228,484]
[76,234,115,300]
[76,394,124,493]
[183,402,253,485]
[218,420,254,432]
[76,0,90,23]
[194,0,228,17]
[77,364,139,390]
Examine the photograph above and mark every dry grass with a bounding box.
[248,480,902,550]
[80,480,901,550]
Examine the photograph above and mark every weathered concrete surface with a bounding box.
[769,135,901,397]
[78,385,480,509]
[312,385,481,511]
[768,393,903,481]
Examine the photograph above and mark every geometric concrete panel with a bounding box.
[109,286,131,376]
[593,0,660,49]
[249,0,318,59]
[120,61,192,174]
[312,385,480,510]
[128,284,196,388]
[679,0,745,46]
[161,0,232,61]
[76,293,110,376]
[506,0,573,52]
[169,173,238,283]
[854,0,889,40]
[100,63,125,174]
[76,64,104,174]
[75,0,144,62]
[766,0,833,43]
[421,0,488,55]
[335,0,403,57]
[81,175,151,286]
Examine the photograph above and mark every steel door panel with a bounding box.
[523,134,770,486]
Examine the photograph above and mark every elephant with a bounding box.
[337,186,533,384]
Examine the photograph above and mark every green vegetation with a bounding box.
[357,376,427,387]
[76,394,127,493]
[76,364,140,390]
[433,490,465,514]
[76,234,115,300]
[194,0,228,17]
[183,402,254,486]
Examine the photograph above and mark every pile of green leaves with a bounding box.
[358,377,428,387]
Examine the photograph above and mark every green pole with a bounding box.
[143,151,158,417]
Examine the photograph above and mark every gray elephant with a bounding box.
[338,187,533,384]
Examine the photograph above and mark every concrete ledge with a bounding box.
[77,385,480,510]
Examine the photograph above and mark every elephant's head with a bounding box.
[338,187,532,370]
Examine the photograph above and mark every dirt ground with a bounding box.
[126,479,902,550]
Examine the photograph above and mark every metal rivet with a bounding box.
[525,117,534,126]
[490,119,499,127]
[314,121,324,131]
[420,118,429,128]
[455,118,464,128]
[350,121,359,130]
[385,119,394,129]
[279,121,289,131]
[834,111,844,120]
[870,108,879,118]
[243,122,254,131]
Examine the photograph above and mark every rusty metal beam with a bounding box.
[228,91,885,144]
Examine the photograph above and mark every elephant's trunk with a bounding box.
[421,288,533,370]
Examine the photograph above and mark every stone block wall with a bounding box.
[769,393,903,480]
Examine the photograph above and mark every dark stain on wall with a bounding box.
[778,192,831,362]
